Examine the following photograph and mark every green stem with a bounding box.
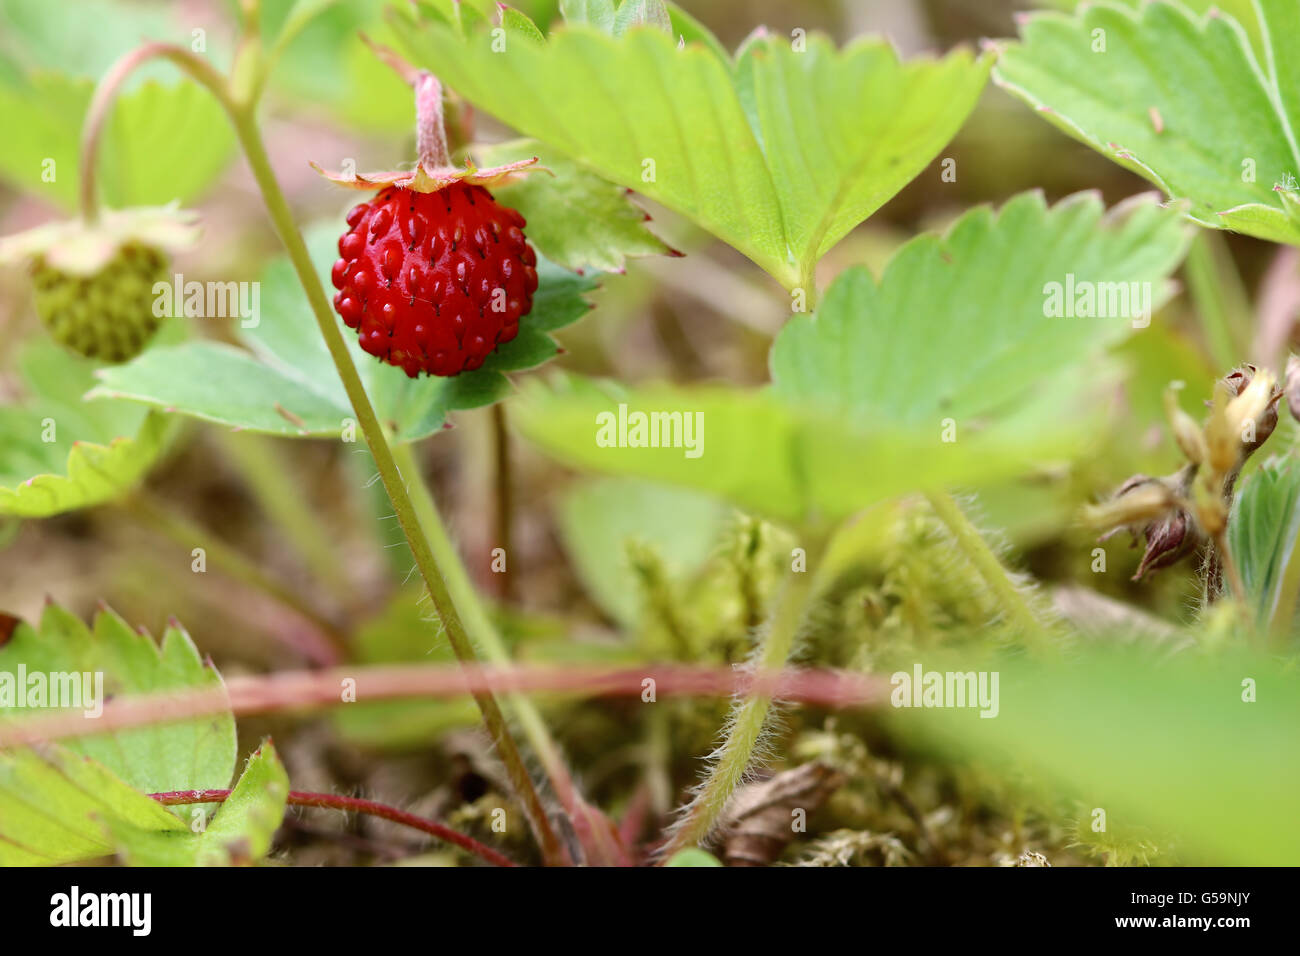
[229,109,563,865]
[86,41,563,865]
[393,442,574,797]
[120,493,347,658]
[490,403,514,602]
[661,543,822,856]
[923,489,1044,645]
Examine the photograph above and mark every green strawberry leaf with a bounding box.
[0,71,233,212]
[994,0,1300,244]
[512,368,1101,527]
[89,224,596,442]
[0,603,236,795]
[398,15,989,288]
[0,745,187,865]
[612,0,671,37]
[106,740,289,866]
[0,344,171,518]
[481,138,675,273]
[1228,456,1300,628]
[890,646,1300,865]
[557,477,727,626]
[517,192,1189,524]
[770,190,1192,426]
[0,603,238,864]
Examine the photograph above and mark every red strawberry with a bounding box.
[315,61,543,379]
[331,183,538,378]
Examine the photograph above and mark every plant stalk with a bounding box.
[151,788,517,866]
[924,489,1045,646]
[85,41,564,865]
[661,545,822,856]
[226,107,564,865]
[392,442,574,799]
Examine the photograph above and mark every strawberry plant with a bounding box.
[0,0,1297,880]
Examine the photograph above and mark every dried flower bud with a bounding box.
[1083,476,1175,531]
[1134,507,1199,579]
[1205,366,1277,473]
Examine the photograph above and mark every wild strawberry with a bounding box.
[315,64,543,378]
[32,242,167,362]
[0,205,198,364]
[330,183,539,378]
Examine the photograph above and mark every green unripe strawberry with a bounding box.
[0,204,198,364]
[31,242,167,362]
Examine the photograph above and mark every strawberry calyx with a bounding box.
[311,70,541,194]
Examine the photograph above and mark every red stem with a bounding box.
[0,663,889,750]
[150,788,517,867]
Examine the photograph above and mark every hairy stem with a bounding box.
[924,489,1044,646]
[85,41,563,865]
[393,442,574,800]
[226,108,563,865]
[490,403,515,602]
[661,546,822,856]
[151,789,516,867]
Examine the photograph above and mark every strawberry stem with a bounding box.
[150,788,518,867]
[84,41,567,867]
[415,72,453,171]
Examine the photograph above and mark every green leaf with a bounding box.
[733,33,990,274]
[0,603,238,864]
[664,847,724,866]
[0,72,233,212]
[770,191,1192,427]
[0,604,236,795]
[513,370,1102,527]
[612,0,671,37]
[107,740,289,866]
[89,224,596,442]
[399,16,989,287]
[890,646,1300,865]
[0,745,187,865]
[994,1,1300,244]
[559,0,616,33]
[1228,456,1300,627]
[518,192,1189,524]
[558,477,726,626]
[501,5,546,44]
[0,344,170,518]
[481,138,675,273]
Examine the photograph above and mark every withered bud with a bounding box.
[1083,476,1175,532]
[1134,507,1199,580]
[1205,365,1278,473]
